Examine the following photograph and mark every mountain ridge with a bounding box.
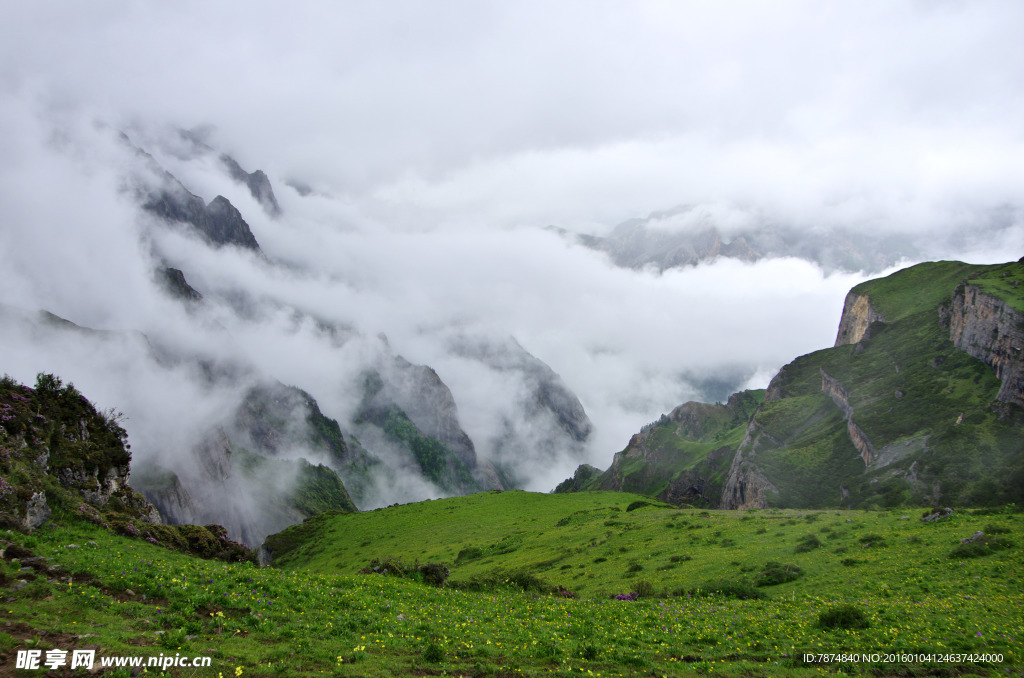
[558,259,1024,509]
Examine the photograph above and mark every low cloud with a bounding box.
[1,2,1021,513]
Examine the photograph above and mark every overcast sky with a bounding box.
[4,1,1023,231]
[2,1,1022,494]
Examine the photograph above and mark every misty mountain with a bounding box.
[448,336,593,472]
[1,129,603,543]
[559,259,1024,509]
[220,153,282,217]
[555,204,1018,274]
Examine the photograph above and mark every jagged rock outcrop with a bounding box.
[143,182,263,252]
[820,369,876,466]
[120,132,263,253]
[23,492,51,531]
[131,463,199,525]
[221,154,282,216]
[834,292,886,346]
[949,282,1024,405]
[1,374,162,531]
[158,267,203,303]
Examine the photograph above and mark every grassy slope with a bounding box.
[7,493,1019,677]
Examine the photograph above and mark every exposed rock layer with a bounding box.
[834,292,886,346]
[949,283,1024,405]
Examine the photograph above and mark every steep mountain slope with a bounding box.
[3,127,597,541]
[555,390,761,507]
[126,378,361,546]
[560,259,1024,509]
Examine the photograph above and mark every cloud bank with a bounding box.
[1,1,1022,509]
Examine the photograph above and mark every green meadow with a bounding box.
[3,490,1021,676]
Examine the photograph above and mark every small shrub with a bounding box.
[593,557,607,563]
[755,562,802,587]
[983,523,1011,535]
[840,557,861,566]
[795,534,822,552]
[416,562,450,587]
[858,533,887,548]
[422,641,445,663]
[817,604,870,630]
[669,554,692,563]
[578,644,599,661]
[456,546,483,563]
[634,580,655,598]
[626,563,643,573]
[948,536,1014,559]
[690,578,766,600]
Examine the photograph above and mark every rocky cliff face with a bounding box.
[0,375,162,531]
[834,292,886,346]
[120,133,264,254]
[949,282,1024,406]
[449,336,593,474]
[378,355,478,470]
[720,420,781,509]
[157,267,203,303]
[820,369,876,466]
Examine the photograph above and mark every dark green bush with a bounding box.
[982,523,1011,535]
[857,533,887,548]
[948,536,1014,559]
[755,562,802,586]
[817,604,870,630]
[634,580,655,598]
[795,534,822,552]
[689,578,766,600]
[417,562,450,587]
[422,641,445,662]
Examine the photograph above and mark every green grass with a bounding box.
[966,261,1024,313]
[4,496,1021,676]
[850,260,992,322]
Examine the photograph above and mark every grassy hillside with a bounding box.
[5,491,1019,676]
[566,260,1024,511]
[565,391,763,505]
[744,261,1023,509]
